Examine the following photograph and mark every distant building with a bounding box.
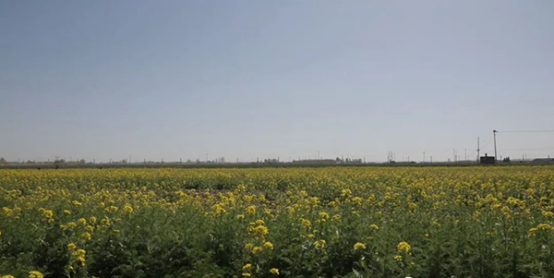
[480,154,495,165]
[531,158,554,164]
[292,159,338,165]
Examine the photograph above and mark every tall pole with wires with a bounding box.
[493,130,498,163]
[491,129,554,163]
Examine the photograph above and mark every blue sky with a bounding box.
[1,0,553,163]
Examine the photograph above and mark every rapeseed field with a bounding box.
[1,166,553,278]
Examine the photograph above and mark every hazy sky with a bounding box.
[1,1,554,163]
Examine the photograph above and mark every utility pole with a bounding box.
[493,130,498,163]
[477,137,480,162]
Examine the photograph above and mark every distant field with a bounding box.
[1,166,554,277]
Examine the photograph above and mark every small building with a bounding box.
[480,154,496,165]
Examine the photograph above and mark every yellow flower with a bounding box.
[397,241,411,253]
[243,263,252,270]
[101,218,111,226]
[254,225,269,236]
[2,207,14,216]
[242,273,251,277]
[252,246,263,254]
[89,216,97,224]
[237,214,245,219]
[72,249,86,266]
[354,242,366,250]
[314,239,326,248]
[81,232,92,241]
[394,255,402,262]
[542,211,554,218]
[246,205,256,215]
[341,189,352,197]
[301,219,311,227]
[109,206,119,212]
[245,243,254,250]
[62,222,77,229]
[2,275,15,278]
[64,210,72,215]
[78,218,87,226]
[29,271,44,278]
[263,241,274,250]
[67,242,77,251]
[270,268,279,275]
[41,209,53,219]
[211,204,226,216]
[123,205,134,214]
[370,224,379,230]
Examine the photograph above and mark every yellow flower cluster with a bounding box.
[354,242,366,250]
[28,271,44,278]
[397,241,411,253]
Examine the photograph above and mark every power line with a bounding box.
[499,147,554,151]
[496,130,554,133]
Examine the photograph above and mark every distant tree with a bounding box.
[79,159,86,164]
[0,157,6,164]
